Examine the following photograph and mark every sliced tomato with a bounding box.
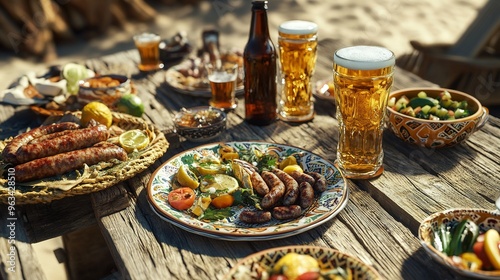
[211,194,234,209]
[168,187,196,210]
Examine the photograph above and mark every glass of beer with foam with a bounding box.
[333,45,395,179]
[278,20,318,122]
[133,32,164,72]
[207,63,238,111]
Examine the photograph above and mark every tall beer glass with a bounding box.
[333,45,395,179]
[278,20,318,122]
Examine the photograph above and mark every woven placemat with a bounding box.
[0,112,169,204]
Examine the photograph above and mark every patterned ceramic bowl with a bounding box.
[78,74,131,107]
[225,245,381,280]
[173,106,226,142]
[419,208,500,279]
[386,88,489,148]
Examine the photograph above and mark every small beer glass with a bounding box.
[278,20,318,122]
[206,63,238,111]
[133,32,164,72]
[333,45,395,179]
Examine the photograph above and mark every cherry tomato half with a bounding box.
[168,187,196,210]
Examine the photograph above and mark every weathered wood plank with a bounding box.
[0,208,47,280]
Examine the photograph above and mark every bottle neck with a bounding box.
[249,1,270,39]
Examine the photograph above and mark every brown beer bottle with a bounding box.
[243,0,278,125]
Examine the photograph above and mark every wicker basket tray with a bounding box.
[0,112,169,204]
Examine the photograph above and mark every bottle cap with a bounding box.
[279,20,318,35]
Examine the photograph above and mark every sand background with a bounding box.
[0,0,488,279]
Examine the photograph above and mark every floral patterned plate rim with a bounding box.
[224,245,382,280]
[147,141,349,241]
[418,208,500,279]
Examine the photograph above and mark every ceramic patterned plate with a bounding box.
[224,245,381,280]
[419,208,500,279]
[147,141,348,241]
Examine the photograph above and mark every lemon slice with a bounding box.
[200,174,239,194]
[176,165,200,189]
[119,129,150,153]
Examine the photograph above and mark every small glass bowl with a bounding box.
[173,106,226,142]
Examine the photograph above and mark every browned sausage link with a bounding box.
[250,171,269,196]
[239,210,272,224]
[271,168,299,206]
[260,171,285,209]
[272,205,302,220]
[28,130,75,144]
[2,122,80,164]
[15,125,109,164]
[289,170,315,185]
[299,182,315,209]
[306,171,327,192]
[15,142,127,182]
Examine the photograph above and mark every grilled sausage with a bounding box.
[28,130,74,144]
[15,142,127,182]
[239,210,272,224]
[272,205,302,220]
[2,122,80,164]
[15,124,109,164]
[306,171,327,192]
[271,168,299,206]
[288,170,315,185]
[250,171,269,196]
[260,171,285,209]
[299,182,315,209]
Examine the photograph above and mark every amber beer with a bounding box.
[208,64,238,110]
[278,20,318,122]
[133,33,163,72]
[333,45,395,179]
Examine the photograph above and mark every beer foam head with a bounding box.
[133,32,160,43]
[334,46,395,70]
[279,20,318,35]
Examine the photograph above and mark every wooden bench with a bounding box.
[397,0,500,106]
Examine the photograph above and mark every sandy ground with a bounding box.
[0,0,488,279]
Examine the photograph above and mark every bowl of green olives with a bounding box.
[386,88,489,148]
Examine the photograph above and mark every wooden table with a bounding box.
[1,38,499,280]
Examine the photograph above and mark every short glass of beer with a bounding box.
[133,33,164,72]
[333,45,395,179]
[207,63,238,111]
[278,20,318,122]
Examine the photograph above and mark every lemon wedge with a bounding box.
[118,129,150,153]
[176,165,200,189]
[283,164,304,174]
[279,155,297,170]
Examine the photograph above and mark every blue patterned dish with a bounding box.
[147,141,348,241]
